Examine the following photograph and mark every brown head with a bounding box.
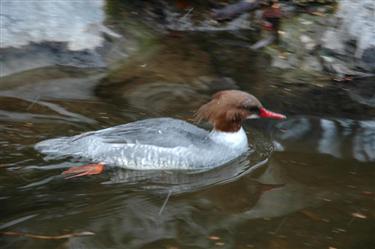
[195,90,286,132]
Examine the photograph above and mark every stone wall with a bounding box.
[0,0,118,77]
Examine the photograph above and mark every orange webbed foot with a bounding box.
[62,163,105,179]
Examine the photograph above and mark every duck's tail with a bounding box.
[34,137,74,160]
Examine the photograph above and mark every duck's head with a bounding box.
[195,90,286,132]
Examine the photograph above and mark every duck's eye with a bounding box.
[248,106,260,113]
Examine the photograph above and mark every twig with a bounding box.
[273,217,287,235]
[159,190,172,215]
[0,231,95,240]
[26,95,40,110]
[180,7,194,20]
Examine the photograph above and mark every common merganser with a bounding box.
[35,90,286,178]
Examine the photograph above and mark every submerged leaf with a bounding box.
[351,212,367,219]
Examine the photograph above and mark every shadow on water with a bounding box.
[0,32,374,249]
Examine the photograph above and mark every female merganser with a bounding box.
[35,90,286,178]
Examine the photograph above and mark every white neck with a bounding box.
[209,127,248,149]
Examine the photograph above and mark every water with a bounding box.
[0,32,374,249]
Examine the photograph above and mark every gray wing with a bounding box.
[87,118,210,148]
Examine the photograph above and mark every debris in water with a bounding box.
[166,246,179,249]
[159,190,172,215]
[300,209,323,221]
[361,191,374,197]
[351,212,367,219]
[208,235,220,241]
[0,231,95,240]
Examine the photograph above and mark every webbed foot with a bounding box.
[62,163,105,179]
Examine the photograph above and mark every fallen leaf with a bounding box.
[351,212,367,219]
[311,11,325,17]
[208,235,220,241]
[361,191,374,197]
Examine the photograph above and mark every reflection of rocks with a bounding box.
[273,116,375,162]
[97,37,238,115]
[13,156,333,249]
[108,78,237,115]
[0,0,122,77]
[0,68,103,101]
[0,70,103,125]
[213,157,335,226]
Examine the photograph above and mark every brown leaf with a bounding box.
[351,212,367,219]
[311,11,325,17]
[208,235,220,241]
[361,191,374,197]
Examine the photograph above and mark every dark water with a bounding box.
[0,32,374,249]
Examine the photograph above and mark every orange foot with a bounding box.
[62,163,105,179]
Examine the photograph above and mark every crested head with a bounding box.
[195,90,261,132]
[195,90,286,132]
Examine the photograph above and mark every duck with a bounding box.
[35,90,286,178]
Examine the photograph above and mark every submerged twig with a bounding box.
[0,231,95,240]
[180,7,194,20]
[159,190,172,215]
[26,95,40,110]
[272,217,287,235]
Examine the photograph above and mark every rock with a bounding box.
[0,0,121,77]
[271,54,296,69]
[337,0,375,58]
[321,0,375,72]
[300,34,316,51]
[163,8,253,32]
[362,47,375,71]
[321,29,345,55]
[320,56,373,80]
[1,1,105,50]
[301,55,322,71]
[211,0,261,21]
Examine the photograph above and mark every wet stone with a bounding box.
[362,47,375,71]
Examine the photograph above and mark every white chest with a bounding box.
[209,127,248,150]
